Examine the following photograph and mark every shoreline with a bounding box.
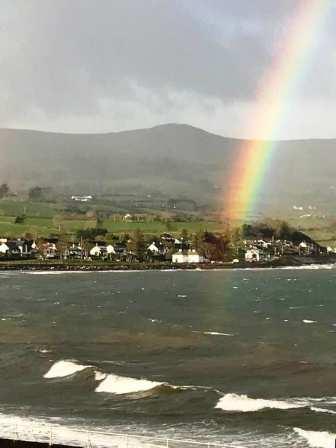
[0,255,335,272]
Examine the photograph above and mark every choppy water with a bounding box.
[0,268,335,447]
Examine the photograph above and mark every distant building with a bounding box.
[114,242,128,257]
[0,239,39,258]
[66,243,83,259]
[147,242,160,254]
[42,242,58,259]
[0,240,9,255]
[187,249,203,263]
[160,233,175,243]
[90,243,107,258]
[172,249,204,264]
[298,241,316,256]
[245,249,260,262]
[71,195,93,202]
[106,244,116,256]
[123,213,132,222]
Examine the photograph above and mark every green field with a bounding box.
[0,218,224,238]
[0,199,223,238]
[1,199,336,244]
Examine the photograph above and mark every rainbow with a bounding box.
[224,0,330,221]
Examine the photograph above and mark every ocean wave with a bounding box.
[203,331,234,336]
[279,264,334,270]
[45,362,336,417]
[95,373,203,396]
[44,360,93,378]
[0,410,298,448]
[216,394,336,415]
[95,373,163,394]
[215,393,302,412]
[0,412,174,448]
[294,427,336,448]
[310,407,336,415]
[44,360,204,396]
[232,264,335,271]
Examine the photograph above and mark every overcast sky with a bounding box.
[1,0,335,138]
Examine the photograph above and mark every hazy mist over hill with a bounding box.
[1,123,336,214]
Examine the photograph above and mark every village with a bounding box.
[0,223,333,267]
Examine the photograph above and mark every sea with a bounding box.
[0,267,335,447]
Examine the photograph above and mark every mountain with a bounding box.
[0,123,336,214]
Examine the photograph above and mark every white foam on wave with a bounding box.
[44,360,92,378]
[94,371,107,381]
[44,360,197,395]
[95,373,163,394]
[294,428,335,448]
[279,264,334,270]
[216,394,336,415]
[0,410,290,448]
[203,331,234,337]
[303,319,317,324]
[310,407,336,415]
[0,411,163,448]
[215,393,302,412]
[39,348,51,354]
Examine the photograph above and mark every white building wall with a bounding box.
[245,249,260,262]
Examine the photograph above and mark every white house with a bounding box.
[123,213,132,222]
[67,243,83,259]
[257,239,271,249]
[187,249,204,263]
[148,242,160,254]
[43,242,57,259]
[71,195,93,202]
[172,250,188,263]
[90,244,106,257]
[298,241,312,255]
[245,248,260,262]
[0,242,9,254]
[172,249,204,264]
[106,244,116,255]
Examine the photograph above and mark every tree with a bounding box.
[128,229,145,261]
[195,231,230,261]
[192,231,202,251]
[0,183,9,199]
[76,227,107,240]
[15,214,26,224]
[275,221,291,240]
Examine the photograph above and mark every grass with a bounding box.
[0,198,227,237]
[1,198,335,244]
[0,200,60,217]
[0,218,223,238]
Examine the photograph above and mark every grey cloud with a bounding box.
[0,0,335,136]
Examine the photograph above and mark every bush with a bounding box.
[15,214,26,224]
[76,227,108,240]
